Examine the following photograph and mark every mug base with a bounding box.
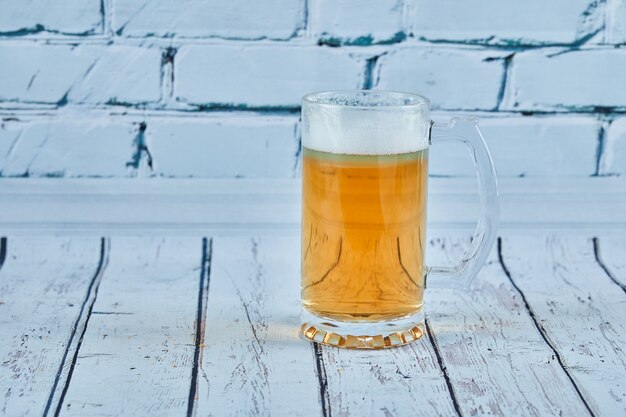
[300,308,425,349]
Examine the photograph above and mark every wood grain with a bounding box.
[426,237,592,417]
[500,236,626,417]
[0,237,102,417]
[594,236,626,291]
[318,333,459,417]
[56,238,204,417]
[194,236,321,417]
[2,234,624,417]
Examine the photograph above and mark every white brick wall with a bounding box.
[0,1,624,179]
[0,0,101,35]
[146,116,299,177]
[0,120,22,172]
[413,0,602,45]
[0,118,136,177]
[430,115,600,177]
[377,47,505,110]
[113,0,303,40]
[607,0,626,43]
[176,45,363,108]
[310,0,405,45]
[600,117,626,175]
[505,49,626,111]
[0,44,161,105]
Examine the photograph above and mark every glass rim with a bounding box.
[302,90,431,110]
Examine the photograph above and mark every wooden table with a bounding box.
[0,179,625,417]
[1,234,625,417]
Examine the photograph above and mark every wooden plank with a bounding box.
[195,236,321,417]
[594,236,626,290]
[56,238,205,417]
[500,236,626,417]
[0,237,102,417]
[425,237,592,417]
[318,335,459,417]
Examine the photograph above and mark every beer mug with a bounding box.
[300,90,498,349]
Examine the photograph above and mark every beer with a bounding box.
[301,147,428,321]
[300,90,434,348]
[299,91,499,349]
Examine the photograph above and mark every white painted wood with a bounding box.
[2,234,625,416]
[195,237,321,417]
[426,237,592,417]
[0,238,101,417]
[57,238,203,417]
[0,178,624,234]
[500,236,626,417]
[595,236,626,289]
[319,335,458,417]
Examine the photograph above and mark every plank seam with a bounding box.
[0,237,7,271]
[592,237,626,294]
[497,237,597,417]
[186,237,212,417]
[424,318,463,417]
[312,343,332,417]
[43,237,110,417]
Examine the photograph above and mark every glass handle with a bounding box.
[427,117,499,289]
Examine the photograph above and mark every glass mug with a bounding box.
[300,90,499,349]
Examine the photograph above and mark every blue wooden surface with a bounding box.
[0,234,624,417]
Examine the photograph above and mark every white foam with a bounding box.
[302,92,431,155]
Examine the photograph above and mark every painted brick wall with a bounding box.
[0,0,625,178]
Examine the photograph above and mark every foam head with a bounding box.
[302,91,431,155]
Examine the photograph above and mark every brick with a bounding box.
[600,118,626,175]
[113,0,302,40]
[429,115,599,177]
[0,119,136,177]
[607,0,626,43]
[0,45,94,104]
[176,46,363,108]
[67,46,162,105]
[413,0,601,45]
[0,0,101,35]
[147,116,298,178]
[377,47,504,110]
[310,0,405,45]
[0,45,161,105]
[0,120,22,173]
[506,49,626,111]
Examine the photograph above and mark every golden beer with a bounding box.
[301,147,428,322]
